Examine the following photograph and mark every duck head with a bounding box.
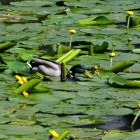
[68,64,92,78]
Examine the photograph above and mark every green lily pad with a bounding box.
[34,103,86,115]
[0,134,8,139]
[29,94,60,104]
[7,48,28,54]
[130,16,140,27]
[0,101,20,115]
[102,129,140,140]
[109,73,140,88]
[0,124,45,135]
[85,107,132,116]
[75,16,112,25]
[93,41,109,53]
[132,49,140,54]
[6,61,27,70]
[10,1,54,7]
[18,53,33,61]
[108,61,135,73]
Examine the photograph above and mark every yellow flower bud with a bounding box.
[69,29,76,34]
[20,103,27,108]
[15,75,22,81]
[109,52,116,57]
[126,11,134,16]
[22,77,27,83]
[137,104,140,109]
[93,65,100,70]
[49,130,59,138]
[23,91,29,97]
[18,80,24,85]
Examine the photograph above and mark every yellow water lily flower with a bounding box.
[18,80,24,85]
[109,52,116,57]
[126,11,134,15]
[22,77,27,83]
[137,104,140,108]
[15,75,28,85]
[15,75,22,81]
[20,103,27,108]
[49,130,59,138]
[23,91,29,97]
[69,29,76,34]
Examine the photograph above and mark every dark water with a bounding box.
[75,115,140,131]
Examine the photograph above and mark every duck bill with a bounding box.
[84,70,92,78]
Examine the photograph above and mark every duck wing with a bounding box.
[33,58,60,70]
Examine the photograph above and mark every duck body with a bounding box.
[28,58,61,77]
[27,58,92,78]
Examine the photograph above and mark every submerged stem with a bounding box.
[131,109,140,129]
[110,57,113,68]
[57,130,69,140]
[69,35,73,50]
[57,45,62,55]
[126,16,130,29]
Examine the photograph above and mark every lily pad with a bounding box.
[0,124,45,135]
[102,129,140,140]
[0,134,8,139]
[75,16,112,25]
[109,73,140,88]
[10,1,54,7]
[132,49,140,54]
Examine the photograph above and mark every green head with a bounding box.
[68,64,92,78]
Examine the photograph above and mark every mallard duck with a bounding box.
[27,58,92,78]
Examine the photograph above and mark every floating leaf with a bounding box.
[109,74,140,88]
[18,53,33,61]
[0,125,45,135]
[30,95,60,104]
[75,16,112,25]
[6,61,27,70]
[132,49,140,54]
[85,106,132,116]
[0,101,20,116]
[93,41,108,53]
[0,41,16,52]
[108,61,135,73]
[102,129,140,140]
[29,85,51,93]
[10,1,54,7]
[0,134,8,139]
[7,48,27,54]
[129,16,140,27]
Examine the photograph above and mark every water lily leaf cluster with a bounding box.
[0,0,140,139]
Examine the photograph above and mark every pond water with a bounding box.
[97,115,140,131]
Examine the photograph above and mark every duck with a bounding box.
[27,58,92,79]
